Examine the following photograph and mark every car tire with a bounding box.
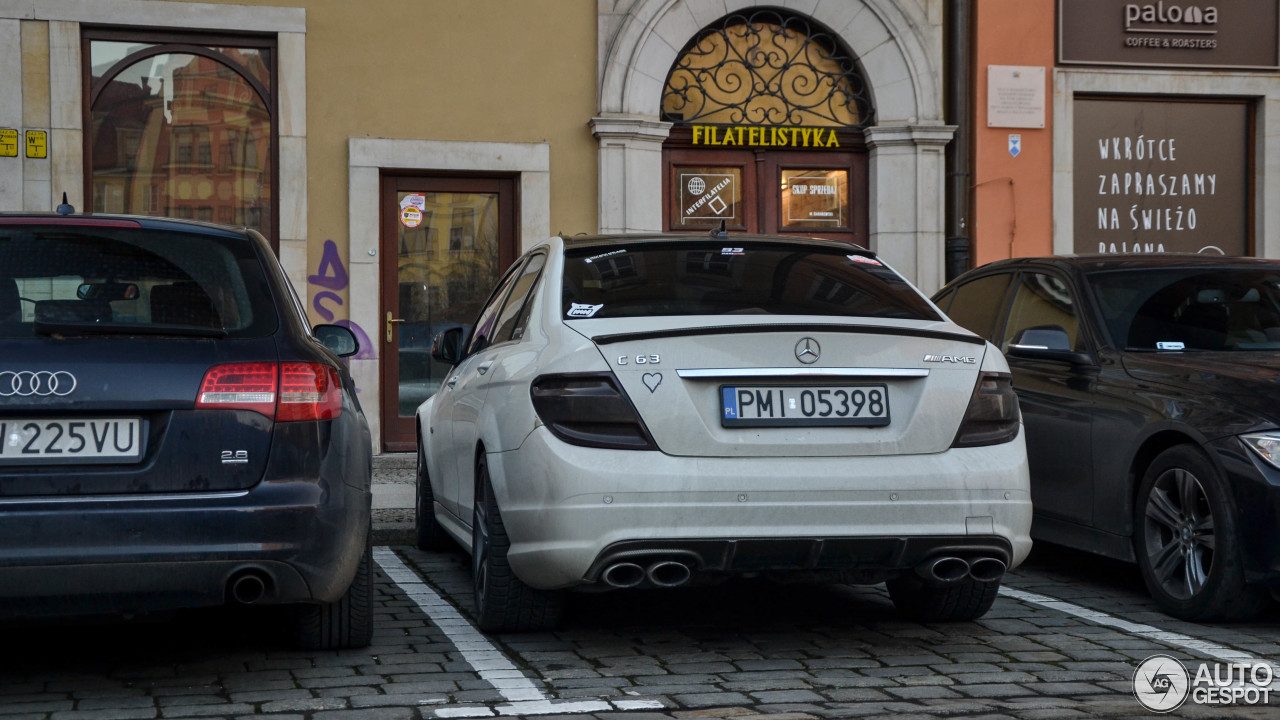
[294,528,374,650]
[1134,445,1268,621]
[415,438,452,551]
[471,456,564,632]
[886,575,1000,622]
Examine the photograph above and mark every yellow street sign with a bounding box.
[0,129,16,157]
[25,130,47,159]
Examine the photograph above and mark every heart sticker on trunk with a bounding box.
[642,373,662,393]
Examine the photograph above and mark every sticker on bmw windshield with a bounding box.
[847,254,882,266]
[1157,341,1186,351]
[567,302,605,318]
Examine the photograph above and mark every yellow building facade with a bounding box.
[0,0,952,451]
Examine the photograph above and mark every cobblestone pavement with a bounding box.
[2,543,1278,720]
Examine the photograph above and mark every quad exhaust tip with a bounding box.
[600,559,694,588]
[915,555,1006,585]
[646,560,692,588]
[601,562,646,588]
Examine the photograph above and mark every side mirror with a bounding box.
[1007,325,1092,365]
[314,324,358,357]
[431,327,465,365]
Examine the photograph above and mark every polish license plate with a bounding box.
[0,418,144,464]
[720,384,890,427]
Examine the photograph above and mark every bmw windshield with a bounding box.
[1088,267,1280,351]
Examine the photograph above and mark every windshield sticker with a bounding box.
[720,247,745,256]
[847,254,882,266]
[567,302,604,318]
[1157,341,1185,351]
[584,249,627,264]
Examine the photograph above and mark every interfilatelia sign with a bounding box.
[1059,0,1280,69]
[1073,98,1248,255]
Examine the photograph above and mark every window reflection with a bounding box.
[89,45,272,239]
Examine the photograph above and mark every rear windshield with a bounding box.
[562,242,940,321]
[1089,266,1280,351]
[0,225,278,339]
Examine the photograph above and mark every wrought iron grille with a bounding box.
[661,9,873,128]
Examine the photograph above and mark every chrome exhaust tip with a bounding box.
[916,556,969,585]
[968,557,1007,583]
[647,561,692,588]
[601,562,646,588]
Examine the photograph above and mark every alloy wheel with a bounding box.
[472,484,490,603]
[1141,467,1215,600]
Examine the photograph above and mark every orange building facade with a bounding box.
[967,0,1280,267]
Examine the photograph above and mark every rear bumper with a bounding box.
[487,426,1033,589]
[0,479,370,616]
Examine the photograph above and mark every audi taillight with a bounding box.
[530,373,657,450]
[951,372,1021,448]
[196,362,342,422]
[278,362,342,421]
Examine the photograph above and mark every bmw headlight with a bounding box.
[1241,432,1280,470]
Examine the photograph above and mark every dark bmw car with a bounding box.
[0,212,373,648]
[934,255,1280,621]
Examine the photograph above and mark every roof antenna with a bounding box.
[709,219,727,239]
[55,192,75,215]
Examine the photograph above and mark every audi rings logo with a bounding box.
[0,371,78,397]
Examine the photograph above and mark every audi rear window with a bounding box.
[562,242,940,321]
[0,226,277,339]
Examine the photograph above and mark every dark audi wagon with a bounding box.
[0,212,373,649]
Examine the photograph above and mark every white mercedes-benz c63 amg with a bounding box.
[415,233,1031,631]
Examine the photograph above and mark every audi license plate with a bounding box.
[0,418,144,464]
[720,384,890,427]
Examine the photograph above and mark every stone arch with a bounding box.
[594,0,952,291]
[600,0,941,124]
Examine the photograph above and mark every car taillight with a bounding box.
[278,362,342,421]
[196,362,342,422]
[951,372,1021,448]
[530,373,657,450]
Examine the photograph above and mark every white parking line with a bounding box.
[373,547,665,717]
[1000,586,1280,676]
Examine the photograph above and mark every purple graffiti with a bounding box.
[308,240,349,290]
[307,239,375,363]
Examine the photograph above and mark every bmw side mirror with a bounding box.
[1007,325,1092,365]
[431,327,465,365]
[314,324,358,357]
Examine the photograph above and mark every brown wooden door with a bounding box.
[379,174,516,452]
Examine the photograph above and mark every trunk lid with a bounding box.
[572,317,986,457]
[0,336,278,497]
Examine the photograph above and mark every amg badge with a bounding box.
[923,354,977,364]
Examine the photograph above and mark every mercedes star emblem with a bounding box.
[794,337,821,364]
